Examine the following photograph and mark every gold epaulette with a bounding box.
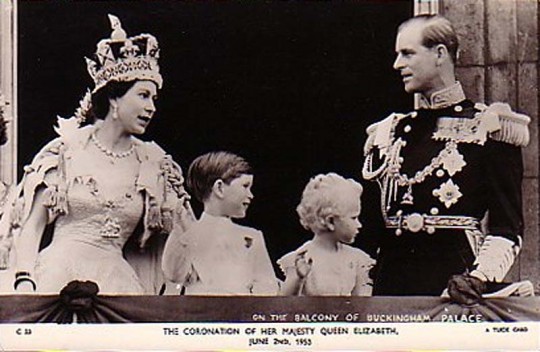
[363,112,408,156]
[476,102,531,147]
[363,122,378,156]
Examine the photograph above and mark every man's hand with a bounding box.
[447,274,486,305]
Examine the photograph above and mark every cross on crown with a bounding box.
[85,14,162,92]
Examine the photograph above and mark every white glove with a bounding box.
[470,235,520,282]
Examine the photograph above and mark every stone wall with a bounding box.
[441,0,540,289]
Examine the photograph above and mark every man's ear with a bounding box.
[212,179,226,199]
[435,44,449,66]
[322,214,336,231]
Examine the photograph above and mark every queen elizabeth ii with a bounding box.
[1,15,194,294]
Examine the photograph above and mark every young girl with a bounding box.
[162,151,278,295]
[279,173,375,296]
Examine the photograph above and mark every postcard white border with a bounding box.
[2,1,540,351]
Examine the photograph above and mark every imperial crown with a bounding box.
[85,14,162,92]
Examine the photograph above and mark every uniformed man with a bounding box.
[362,14,530,299]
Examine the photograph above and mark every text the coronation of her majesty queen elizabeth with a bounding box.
[162,324,400,348]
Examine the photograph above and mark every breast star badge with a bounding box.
[432,179,463,208]
[442,147,466,176]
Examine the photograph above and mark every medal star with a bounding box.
[442,147,466,176]
[433,179,463,208]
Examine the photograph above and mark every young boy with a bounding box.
[278,173,374,296]
[162,151,278,295]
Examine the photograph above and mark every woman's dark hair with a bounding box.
[89,80,137,121]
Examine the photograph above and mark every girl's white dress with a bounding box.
[278,240,375,296]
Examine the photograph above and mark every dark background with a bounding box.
[18,0,411,277]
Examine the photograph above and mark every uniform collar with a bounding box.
[417,82,466,110]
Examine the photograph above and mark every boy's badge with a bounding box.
[244,236,253,248]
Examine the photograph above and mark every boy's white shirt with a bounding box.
[162,212,279,295]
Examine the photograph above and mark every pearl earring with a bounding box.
[112,105,119,120]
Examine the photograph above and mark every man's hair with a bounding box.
[399,14,459,63]
[296,173,363,233]
[187,151,252,202]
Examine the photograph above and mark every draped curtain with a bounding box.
[1,294,538,323]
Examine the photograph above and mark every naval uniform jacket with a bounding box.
[362,83,528,296]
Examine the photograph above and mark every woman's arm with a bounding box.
[161,201,196,285]
[13,187,49,292]
[161,225,193,285]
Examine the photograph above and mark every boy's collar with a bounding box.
[200,211,233,224]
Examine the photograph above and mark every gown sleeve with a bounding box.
[277,251,296,276]
[161,222,197,285]
[0,137,67,270]
[125,141,196,294]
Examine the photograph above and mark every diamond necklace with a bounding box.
[91,132,135,159]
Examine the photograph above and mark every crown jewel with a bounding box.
[86,14,162,92]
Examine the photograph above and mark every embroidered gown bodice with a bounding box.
[52,148,143,249]
[3,123,194,294]
[35,145,146,294]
